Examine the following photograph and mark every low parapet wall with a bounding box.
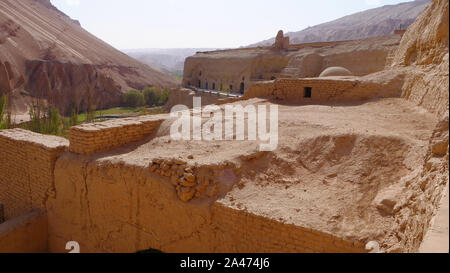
[0,210,48,253]
[0,129,68,220]
[69,115,165,155]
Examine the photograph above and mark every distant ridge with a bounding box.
[248,0,430,47]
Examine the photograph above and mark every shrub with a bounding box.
[122,90,145,108]
[142,86,170,107]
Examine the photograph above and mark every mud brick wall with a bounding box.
[211,203,367,253]
[69,116,165,155]
[272,78,358,101]
[244,77,402,103]
[245,78,358,102]
[0,129,68,220]
[0,210,48,253]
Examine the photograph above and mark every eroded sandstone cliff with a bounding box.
[391,0,449,118]
[24,61,123,114]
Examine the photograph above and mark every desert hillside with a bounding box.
[249,0,430,47]
[0,0,178,116]
[123,48,220,77]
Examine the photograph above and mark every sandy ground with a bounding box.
[103,97,435,165]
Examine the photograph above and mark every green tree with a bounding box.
[122,90,145,108]
[143,87,158,106]
[158,89,169,105]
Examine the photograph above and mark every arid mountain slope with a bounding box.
[0,0,177,115]
[249,0,430,47]
[124,48,220,77]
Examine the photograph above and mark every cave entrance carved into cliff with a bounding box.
[240,82,245,94]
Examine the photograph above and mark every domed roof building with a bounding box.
[319,66,353,77]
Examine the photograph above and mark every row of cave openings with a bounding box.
[188,72,247,94]
[187,71,313,98]
[189,80,246,95]
[188,80,313,98]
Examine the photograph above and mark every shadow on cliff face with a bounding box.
[25,60,123,115]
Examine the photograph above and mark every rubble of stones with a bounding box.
[149,158,220,202]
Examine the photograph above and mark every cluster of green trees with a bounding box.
[1,86,171,137]
[0,93,74,136]
[122,86,169,108]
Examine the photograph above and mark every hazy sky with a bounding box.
[50,0,413,49]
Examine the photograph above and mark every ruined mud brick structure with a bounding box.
[0,0,448,253]
[0,101,447,253]
[0,116,368,253]
[272,30,290,51]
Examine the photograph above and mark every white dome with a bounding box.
[319,66,353,77]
